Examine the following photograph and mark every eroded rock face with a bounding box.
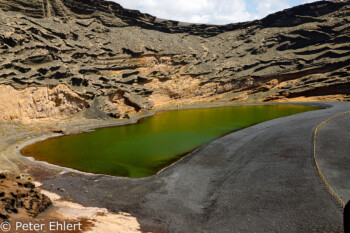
[0,0,349,122]
[0,84,89,122]
[0,173,52,220]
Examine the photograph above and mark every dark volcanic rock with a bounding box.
[0,0,349,121]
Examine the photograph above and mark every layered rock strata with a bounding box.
[0,0,349,122]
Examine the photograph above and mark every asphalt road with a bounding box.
[41,102,350,233]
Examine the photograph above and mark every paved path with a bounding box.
[316,111,350,206]
[42,102,350,233]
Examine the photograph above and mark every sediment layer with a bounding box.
[0,0,349,122]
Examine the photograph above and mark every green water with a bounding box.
[22,105,320,178]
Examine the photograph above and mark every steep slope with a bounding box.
[0,0,349,122]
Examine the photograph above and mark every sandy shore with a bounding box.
[0,101,348,232]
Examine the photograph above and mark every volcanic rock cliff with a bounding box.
[0,0,349,122]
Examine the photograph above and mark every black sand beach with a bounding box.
[20,102,348,232]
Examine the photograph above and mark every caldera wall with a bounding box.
[0,0,349,122]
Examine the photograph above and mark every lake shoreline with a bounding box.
[20,104,321,178]
[16,101,324,178]
[0,101,347,232]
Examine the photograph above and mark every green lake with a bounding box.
[21,105,320,178]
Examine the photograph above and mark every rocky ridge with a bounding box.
[0,0,349,122]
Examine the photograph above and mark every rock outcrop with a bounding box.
[0,0,349,122]
[0,84,89,122]
[0,173,52,220]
